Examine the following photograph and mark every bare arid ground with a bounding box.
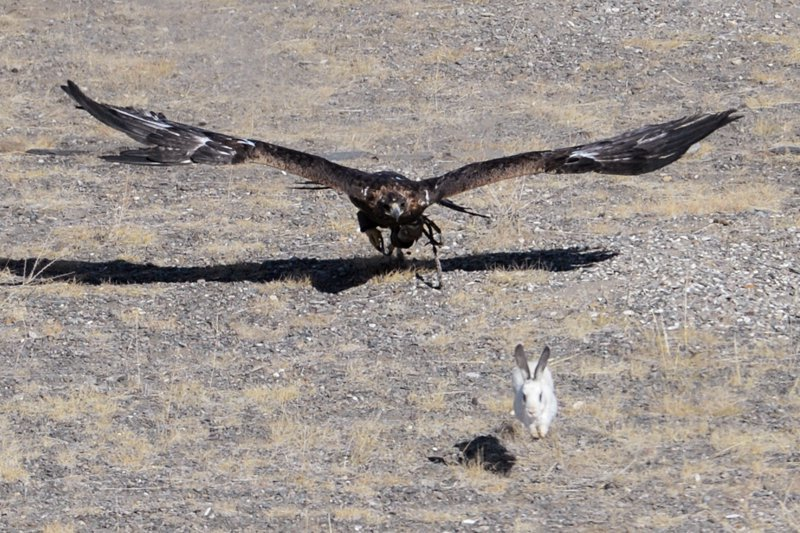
[1,1,798,531]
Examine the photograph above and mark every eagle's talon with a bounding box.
[421,216,443,248]
[367,228,395,256]
[365,228,389,255]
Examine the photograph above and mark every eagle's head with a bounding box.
[377,191,407,221]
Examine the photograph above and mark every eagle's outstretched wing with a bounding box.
[61,80,372,198]
[423,110,741,202]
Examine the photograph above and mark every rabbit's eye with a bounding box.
[522,393,527,402]
[539,392,543,402]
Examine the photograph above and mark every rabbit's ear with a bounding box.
[533,346,551,379]
[514,344,530,379]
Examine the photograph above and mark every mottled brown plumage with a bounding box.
[61,80,740,285]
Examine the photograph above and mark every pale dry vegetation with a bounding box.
[1,0,798,531]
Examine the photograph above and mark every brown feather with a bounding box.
[61,80,740,264]
[423,110,741,202]
[61,80,373,200]
[248,141,373,200]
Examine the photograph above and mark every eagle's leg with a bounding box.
[415,216,444,290]
[365,228,395,256]
[358,211,393,256]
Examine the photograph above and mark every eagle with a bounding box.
[61,81,740,287]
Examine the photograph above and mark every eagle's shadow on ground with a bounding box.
[1,247,617,293]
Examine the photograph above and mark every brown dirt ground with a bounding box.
[1,1,798,531]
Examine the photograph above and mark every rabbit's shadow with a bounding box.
[1,246,617,293]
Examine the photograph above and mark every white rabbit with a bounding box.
[512,344,557,438]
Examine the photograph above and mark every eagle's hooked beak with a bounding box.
[388,202,403,221]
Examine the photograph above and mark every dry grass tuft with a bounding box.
[0,134,57,153]
[0,437,30,483]
[83,54,177,94]
[332,506,384,525]
[8,388,119,425]
[42,523,76,533]
[104,427,156,470]
[346,418,383,467]
[267,415,331,452]
[622,34,704,52]
[659,389,743,418]
[710,428,798,460]
[243,384,301,408]
[612,181,786,219]
[408,379,449,412]
[107,225,157,248]
[744,92,799,110]
[368,264,418,285]
[561,309,624,341]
